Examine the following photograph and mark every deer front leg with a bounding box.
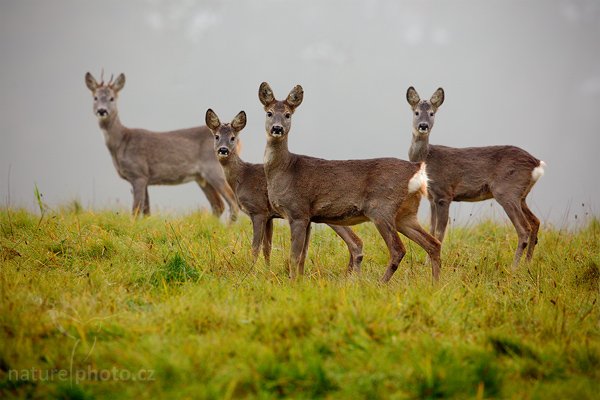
[143,187,150,215]
[429,200,437,237]
[289,219,310,279]
[432,198,451,242]
[250,214,267,263]
[298,223,312,275]
[329,225,364,273]
[262,218,274,265]
[131,178,148,217]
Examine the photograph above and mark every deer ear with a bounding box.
[285,85,304,110]
[430,88,444,109]
[85,72,98,91]
[406,86,420,107]
[259,82,275,107]
[231,111,247,132]
[205,109,221,132]
[111,73,126,92]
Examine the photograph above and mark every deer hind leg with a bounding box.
[221,184,239,223]
[521,199,540,262]
[250,215,267,263]
[131,178,148,217]
[329,225,364,273]
[207,175,239,223]
[495,196,531,269]
[397,215,442,282]
[373,218,406,283]
[262,218,274,265]
[289,219,310,279]
[196,178,225,218]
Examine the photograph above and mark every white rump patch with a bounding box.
[531,160,546,182]
[408,162,429,195]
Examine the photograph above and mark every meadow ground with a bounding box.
[0,206,598,399]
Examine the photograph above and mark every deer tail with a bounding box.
[531,160,546,182]
[408,162,428,196]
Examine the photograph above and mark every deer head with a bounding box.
[85,71,126,121]
[406,86,445,138]
[205,109,247,160]
[258,82,303,142]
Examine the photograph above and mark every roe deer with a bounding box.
[259,82,441,282]
[84,71,238,220]
[205,108,364,270]
[406,86,546,268]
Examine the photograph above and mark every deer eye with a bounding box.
[429,112,434,117]
[285,113,291,119]
[215,135,220,140]
[110,97,114,102]
[94,97,98,101]
[230,136,235,142]
[415,111,419,116]
[267,111,273,117]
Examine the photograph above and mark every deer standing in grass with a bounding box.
[259,82,441,282]
[205,108,364,269]
[84,72,238,220]
[406,86,545,268]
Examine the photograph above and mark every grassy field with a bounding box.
[0,206,598,399]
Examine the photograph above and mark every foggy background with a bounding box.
[1,0,599,227]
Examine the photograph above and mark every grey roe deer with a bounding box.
[205,109,363,270]
[259,82,441,282]
[84,72,238,220]
[406,86,546,268]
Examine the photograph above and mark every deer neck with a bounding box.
[99,114,126,153]
[264,136,293,173]
[408,130,430,162]
[219,153,246,190]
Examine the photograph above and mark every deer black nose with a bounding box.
[418,123,429,131]
[217,147,229,156]
[271,126,284,136]
[97,108,108,117]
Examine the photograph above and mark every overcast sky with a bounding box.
[1,0,598,226]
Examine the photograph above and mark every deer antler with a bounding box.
[108,73,114,87]
[100,68,105,86]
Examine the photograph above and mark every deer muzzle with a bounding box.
[270,125,284,137]
[96,108,109,118]
[217,147,230,158]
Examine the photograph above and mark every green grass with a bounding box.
[0,207,598,399]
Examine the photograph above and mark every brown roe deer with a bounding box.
[85,72,238,220]
[205,109,363,270]
[259,82,441,282]
[406,86,546,268]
